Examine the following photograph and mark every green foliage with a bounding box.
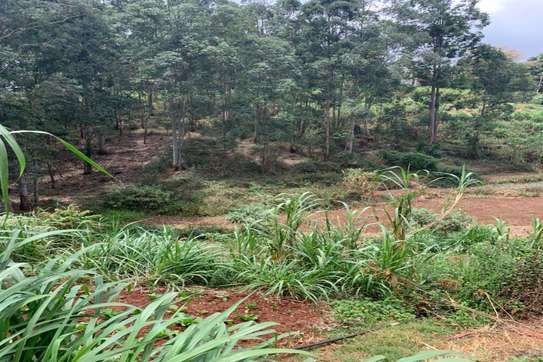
[83,227,225,287]
[104,185,173,211]
[500,249,543,315]
[34,205,102,230]
[332,299,415,326]
[0,230,302,361]
[433,211,473,234]
[410,208,437,227]
[342,169,380,199]
[380,151,438,171]
[226,202,271,224]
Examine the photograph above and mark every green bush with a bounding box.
[380,150,438,171]
[410,208,437,227]
[458,241,519,308]
[461,225,499,247]
[104,185,172,211]
[332,298,415,326]
[433,211,473,234]
[500,250,543,315]
[226,202,271,224]
[342,169,380,199]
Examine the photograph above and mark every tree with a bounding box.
[457,45,531,157]
[394,0,489,144]
[528,54,543,94]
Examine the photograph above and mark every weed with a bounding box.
[332,298,415,326]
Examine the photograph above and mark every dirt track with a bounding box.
[146,195,543,237]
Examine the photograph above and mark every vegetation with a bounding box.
[2,0,543,360]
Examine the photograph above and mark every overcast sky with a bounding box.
[479,0,542,60]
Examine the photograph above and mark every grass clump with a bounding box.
[83,227,226,287]
[0,230,302,361]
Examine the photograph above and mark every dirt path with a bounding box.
[147,195,543,236]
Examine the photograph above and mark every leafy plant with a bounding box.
[342,168,380,199]
[380,150,438,171]
[84,227,224,287]
[104,185,173,211]
[0,230,306,361]
[332,298,415,326]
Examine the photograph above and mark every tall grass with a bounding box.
[83,226,226,287]
[0,230,305,361]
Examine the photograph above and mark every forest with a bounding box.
[2,0,543,361]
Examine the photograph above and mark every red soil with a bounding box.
[120,287,333,347]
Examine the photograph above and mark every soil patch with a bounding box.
[120,287,333,347]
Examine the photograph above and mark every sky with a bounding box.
[478,0,542,60]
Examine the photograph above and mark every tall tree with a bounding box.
[394,0,488,144]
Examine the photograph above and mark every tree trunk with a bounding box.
[83,137,93,175]
[324,101,331,160]
[346,118,354,153]
[537,75,543,94]
[47,162,56,189]
[254,104,259,144]
[429,63,440,145]
[32,177,39,206]
[18,174,32,212]
[172,117,185,170]
[115,108,123,138]
[144,91,152,144]
[97,132,106,154]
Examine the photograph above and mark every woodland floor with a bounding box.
[41,130,543,360]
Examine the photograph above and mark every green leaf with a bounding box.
[397,350,472,362]
[361,356,388,362]
[0,124,25,178]
[0,140,9,212]
[10,130,112,177]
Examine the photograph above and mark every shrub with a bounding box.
[380,150,438,171]
[104,185,172,211]
[342,169,380,199]
[410,208,437,227]
[35,204,102,230]
[457,240,520,308]
[226,202,272,224]
[500,250,543,316]
[291,160,320,173]
[461,225,499,247]
[433,211,473,234]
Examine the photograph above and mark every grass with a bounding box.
[293,319,456,362]
[0,229,305,361]
[82,226,227,288]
